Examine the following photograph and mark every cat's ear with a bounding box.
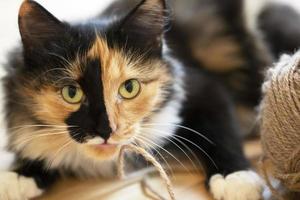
[18,0,66,51]
[118,0,168,57]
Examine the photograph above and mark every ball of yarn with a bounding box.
[260,51,300,191]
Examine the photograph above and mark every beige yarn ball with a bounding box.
[260,51,300,192]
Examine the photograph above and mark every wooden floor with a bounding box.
[36,140,262,200]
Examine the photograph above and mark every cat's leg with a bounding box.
[0,171,42,200]
[209,171,263,200]
[176,69,264,200]
[0,159,59,199]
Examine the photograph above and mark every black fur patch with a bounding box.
[174,67,249,178]
[66,58,112,142]
[14,158,60,189]
[104,0,167,58]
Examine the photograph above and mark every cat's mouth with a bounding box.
[84,141,121,160]
[81,125,138,159]
[92,142,118,149]
[89,144,119,154]
[83,136,132,159]
[86,138,119,148]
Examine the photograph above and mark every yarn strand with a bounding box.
[118,144,176,200]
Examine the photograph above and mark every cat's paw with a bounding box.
[209,170,264,200]
[0,171,43,200]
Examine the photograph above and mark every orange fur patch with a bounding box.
[84,145,121,160]
[19,1,33,17]
[19,85,80,125]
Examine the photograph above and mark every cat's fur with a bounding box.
[2,0,300,199]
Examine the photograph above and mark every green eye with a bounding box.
[119,79,141,99]
[61,86,84,104]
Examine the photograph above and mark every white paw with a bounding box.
[209,170,264,200]
[0,171,43,200]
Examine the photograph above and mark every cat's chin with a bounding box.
[83,144,121,160]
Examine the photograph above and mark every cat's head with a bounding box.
[6,0,179,164]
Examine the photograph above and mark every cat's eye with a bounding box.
[119,79,141,99]
[61,86,84,104]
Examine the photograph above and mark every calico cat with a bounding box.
[2,0,300,199]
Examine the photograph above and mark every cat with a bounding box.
[2,0,300,199]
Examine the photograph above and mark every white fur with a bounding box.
[0,72,15,171]
[209,170,264,200]
[243,0,269,32]
[46,145,117,178]
[0,171,43,200]
[0,151,15,171]
[139,41,186,146]
[86,137,105,145]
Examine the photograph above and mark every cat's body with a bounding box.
[2,0,300,199]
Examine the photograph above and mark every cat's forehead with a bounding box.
[64,36,129,81]
[65,35,168,82]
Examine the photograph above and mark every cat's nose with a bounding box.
[95,124,112,141]
[93,111,112,141]
[99,130,111,141]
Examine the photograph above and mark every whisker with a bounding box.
[166,135,205,174]
[11,128,70,138]
[10,127,69,135]
[30,67,71,83]
[15,131,69,147]
[135,134,191,174]
[47,52,73,67]
[51,76,76,86]
[141,127,201,173]
[9,125,77,135]
[142,128,206,174]
[46,131,81,169]
[143,123,214,145]
[133,136,175,178]
[9,124,77,130]
[173,135,218,169]
[47,139,73,169]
